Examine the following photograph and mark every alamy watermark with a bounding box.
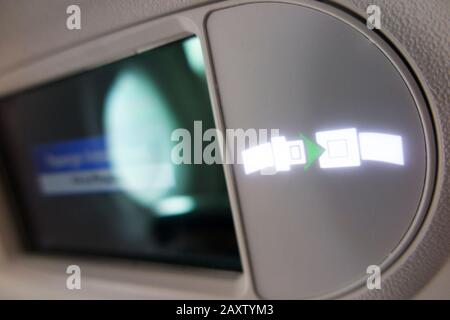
[367,5,381,30]
[66,265,81,290]
[171,121,279,165]
[66,5,81,30]
[366,265,382,290]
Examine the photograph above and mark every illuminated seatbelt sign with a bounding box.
[242,128,404,174]
[242,137,306,174]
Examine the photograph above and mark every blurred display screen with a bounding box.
[0,36,241,270]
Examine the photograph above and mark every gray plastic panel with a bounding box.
[207,2,429,298]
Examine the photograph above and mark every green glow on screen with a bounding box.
[104,66,178,208]
[154,195,196,217]
[182,37,205,77]
[103,36,212,218]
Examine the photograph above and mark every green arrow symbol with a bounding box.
[300,133,325,171]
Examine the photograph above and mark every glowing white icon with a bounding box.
[242,137,306,174]
[287,140,307,166]
[242,128,404,175]
[359,132,404,165]
[271,136,306,171]
[315,128,404,169]
[316,128,361,169]
[242,143,274,174]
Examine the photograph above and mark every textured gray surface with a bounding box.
[0,0,448,299]
[330,0,450,299]
[0,0,213,74]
